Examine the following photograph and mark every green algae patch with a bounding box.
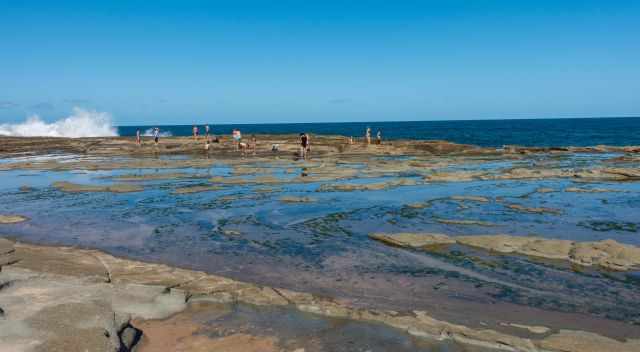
[53,181,143,193]
[0,215,29,224]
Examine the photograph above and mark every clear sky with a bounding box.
[1,0,639,125]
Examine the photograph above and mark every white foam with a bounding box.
[142,128,172,137]
[0,107,118,138]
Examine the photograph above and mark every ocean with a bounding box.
[118,117,640,148]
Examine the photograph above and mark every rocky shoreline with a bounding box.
[1,238,639,352]
[1,135,640,351]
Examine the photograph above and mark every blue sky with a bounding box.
[1,1,639,125]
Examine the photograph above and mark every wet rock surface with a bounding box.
[0,215,29,224]
[370,233,640,271]
[52,181,143,193]
[2,238,639,352]
[279,196,317,203]
[2,136,640,351]
[172,185,224,194]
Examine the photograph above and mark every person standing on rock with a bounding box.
[305,133,311,156]
[205,125,210,139]
[136,129,141,146]
[250,135,257,156]
[376,130,382,145]
[232,129,242,151]
[365,127,371,145]
[193,125,199,140]
[153,127,160,145]
[299,133,309,159]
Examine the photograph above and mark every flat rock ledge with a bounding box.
[370,233,640,271]
[1,237,639,352]
[52,181,143,193]
[0,215,29,224]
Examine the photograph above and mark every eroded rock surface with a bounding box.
[370,233,640,271]
[3,238,638,352]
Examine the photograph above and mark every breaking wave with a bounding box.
[0,107,118,138]
[142,128,172,137]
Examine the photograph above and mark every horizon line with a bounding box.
[115,115,640,127]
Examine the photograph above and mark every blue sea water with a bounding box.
[118,117,640,147]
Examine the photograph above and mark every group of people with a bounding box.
[364,127,382,145]
[347,128,382,145]
[232,129,257,156]
[134,125,382,158]
[192,125,213,141]
[135,128,161,146]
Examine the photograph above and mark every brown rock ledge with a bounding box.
[52,181,143,193]
[370,233,640,271]
[0,215,29,224]
[1,237,639,352]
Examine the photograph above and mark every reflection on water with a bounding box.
[136,301,497,352]
[1,152,640,336]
